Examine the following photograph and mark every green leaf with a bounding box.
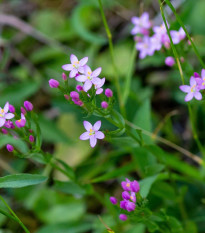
[139,175,158,198]
[0,174,47,188]
[53,181,85,196]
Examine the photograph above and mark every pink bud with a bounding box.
[9,105,15,113]
[2,128,8,134]
[29,135,34,142]
[29,129,33,133]
[110,197,117,205]
[62,73,67,81]
[21,107,27,115]
[101,101,108,109]
[76,85,83,92]
[70,91,79,99]
[180,57,185,63]
[49,79,59,88]
[165,56,175,67]
[4,121,15,129]
[119,214,127,221]
[105,88,113,98]
[6,144,14,152]
[64,94,70,100]
[194,72,200,78]
[24,101,33,111]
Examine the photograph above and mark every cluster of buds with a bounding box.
[110,178,140,221]
[0,101,36,153]
[131,12,186,64]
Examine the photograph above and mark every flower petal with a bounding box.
[76,75,87,82]
[93,121,101,131]
[79,57,88,66]
[62,64,73,71]
[83,121,92,131]
[179,85,191,93]
[92,67,101,77]
[0,118,6,127]
[190,76,196,86]
[185,92,193,102]
[90,135,97,148]
[95,131,104,139]
[70,54,78,63]
[83,80,92,92]
[84,65,92,75]
[4,102,9,113]
[96,88,103,95]
[78,66,85,73]
[194,92,202,100]
[201,69,205,78]
[79,132,90,140]
[69,69,78,78]
[5,113,14,119]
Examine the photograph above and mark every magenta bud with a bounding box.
[4,121,14,129]
[2,128,8,134]
[76,85,83,92]
[119,214,127,221]
[6,144,14,152]
[101,101,108,109]
[21,107,27,115]
[24,101,33,111]
[105,88,113,98]
[165,56,175,67]
[62,73,67,81]
[49,79,59,88]
[194,72,200,78]
[110,196,117,205]
[70,91,79,99]
[29,135,34,142]
[120,200,127,210]
[9,105,15,113]
[131,180,140,193]
[64,94,70,100]
[126,201,136,212]
[122,191,130,200]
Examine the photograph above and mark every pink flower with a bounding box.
[9,105,15,113]
[6,144,14,152]
[136,36,155,59]
[93,78,105,95]
[2,128,8,134]
[125,200,136,212]
[110,197,117,205]
[153,23,170,47]
[165,56,175,67]
[179,76,202,102]
[131,12,151,35]
[0,102,15,127]
[24,101,33,111]
[170,27,186,44]
[105,88,113,98]
[49,79,59,88]
[62,73,67,81]
[122,191,130,200]
[76,85,83,92]
[121,178,132,191]
[119,214,127,221]
[62,54,88,78]
[80,121,104,148]
[101,101,108,109]
[15,114,26,128]
[197,69,205,90]
[29,135,34,142]
[131,180,140,193]
[76,65,102,92]
[4,120,15,129]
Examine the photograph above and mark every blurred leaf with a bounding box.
[55,159,75,180]
[139,175,158,198]
[0,174,47,188]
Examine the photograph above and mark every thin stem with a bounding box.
[0,195,30,233]
[98,0,125,115]
[159,1,205,159]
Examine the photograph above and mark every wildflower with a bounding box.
[6,144,14,152]
[165,56,175,67]
[62,73,67,81]
[121,178,132,191]
[29,135,34,142]
[136,36,155,59]
[197,69,205,90]
[120,200,127,210]
[194,72,200,78]
[119,214,127,221]
[105,88,113,98]
[4,120,15,129]
[70,91,80,100]
[93,77,105,95]
[76,65,102,92]
[153,23,170,48]
[179,76,202,102]
[49,79,59,88]
[170,27,186,44]
[0,102,15,127]
[131,180,140,193]
[76,85,84,92]
[21,107,26,115]
[101,101,108,109]
[110,197,117,205]
[24,101,33,111]
[62,54,88,78]
[122,191,130,200]
[15,114,26,128]
[125,200,136,212]
[131,12,151,35]
[80,121,104,148]
[9,105,15,113]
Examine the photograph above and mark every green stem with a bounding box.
[98,0,125,116]
[159,1,205,159]
[164,0,205,68]
[0,195,30,233]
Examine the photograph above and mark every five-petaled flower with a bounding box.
[80,121,104,148]
[131,12,151,35]
[0,102,15,127]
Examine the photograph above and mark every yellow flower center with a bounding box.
[191,84,196,93]
[130,196,134,200]
[0,114,3,117]
[18,119,21,123]
[1,109,4,113]
[89,129,95,135]
[126,183,130,188]
[73,61,79,68]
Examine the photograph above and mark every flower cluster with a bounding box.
[179,69,205,101]
[110,178,140,221]
[131,12,186,61]
[0,101,36,153]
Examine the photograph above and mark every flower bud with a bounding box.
[2,128,8,134]
[62,73,67,81]
[21,107,27,115]
[119,214,127,221]
[24,101,33,111]
[70,91,79,99]
[110,196,117,205]
[6,144,14,152]
[76,85,83,92]
[105,88,113,98]
[101,101,108,109]
[194,72,200,78]
[29,135,34,142]
[122,191,130,200]
[165,56,175,67]
[49,79,59,88]
[64,94,70,100]
[9,105,15,113]
[131,180,140,193]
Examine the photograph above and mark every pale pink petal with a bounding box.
[84,121,92,131]
[69,69,78,78]
[93,121,101,131]
[194,92,202,100]
[92,77,101,85]
[179,85,191,93]
[0,118,6,127]
[92,67,101,77]
[70,54,78,64]
[96,88,103,95]
[83,80,92,92]
[5,113,14,119]
[4,102,9,113]
[185,92,193,102]
[90,135,97,148]
[79,57,88,66]
[190,76,196,86]
[95,131,104,139]
[131,27,140,35]
[76,75,87,82]
[201,69,205,78]
[79,132,90,140]
[78,66,85,73]
[21,113,25,119]
[62,64,73,71]
[84,65,92,75]
[131,16,139,25]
